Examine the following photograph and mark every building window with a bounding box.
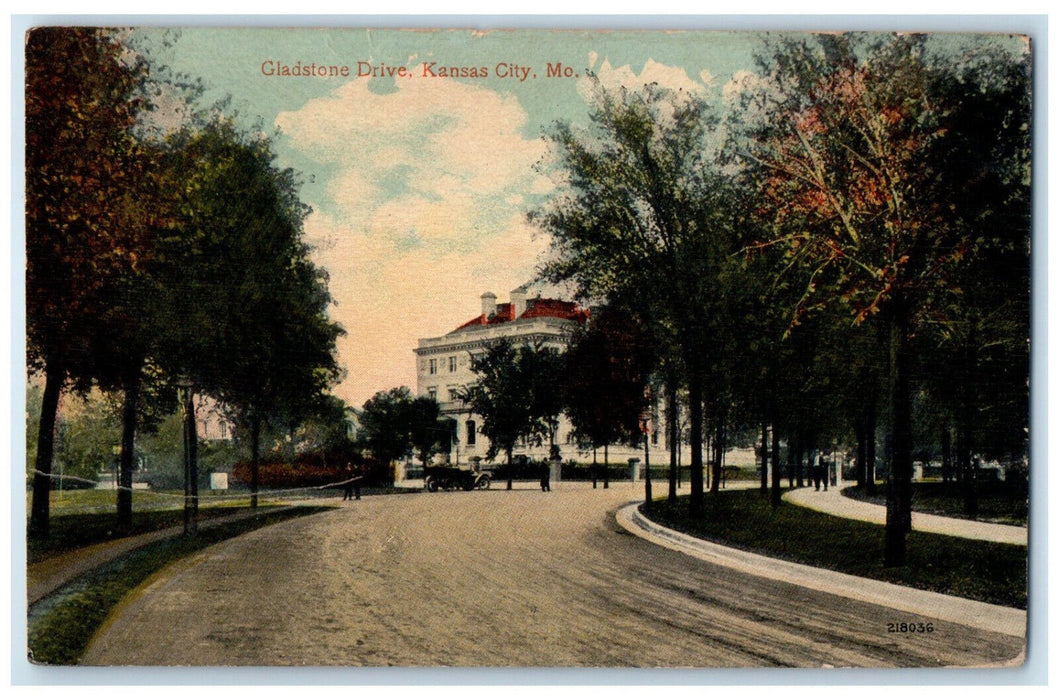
[465,420,476,445]
[449,356,457,372]
[652,430,659,446]
[427,387,437,401]
[448,388,459,402]
[429,358,437,375]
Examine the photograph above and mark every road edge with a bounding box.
[615,502,1026,641]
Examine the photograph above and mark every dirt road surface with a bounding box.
[80,482,1024,667]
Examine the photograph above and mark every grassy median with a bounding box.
[27,504,332,665]
[645,490,1027,609]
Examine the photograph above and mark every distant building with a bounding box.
[414,283,589,463]
[413,283,757,472]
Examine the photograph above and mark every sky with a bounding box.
[125,26,1028,409]
[126,27,764,407]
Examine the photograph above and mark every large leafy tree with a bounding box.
[736,33,1031,565]
[409,395,447,468]
[87,231,179,532]
[532,80,743,513]
[360,388,415,467]
[563,305,655,485]
[25,27,166,536]
[461,340,558,489]
[155,119,344,508]
[920,47,1031,514]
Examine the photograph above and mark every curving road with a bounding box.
[81,482,1024,667]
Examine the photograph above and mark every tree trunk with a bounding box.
[250,413,261,509]
[592,446,598,488]
[760,421,769,494]
[786,432,796,488]
[688,374,704,514]
[941,427,952,484]
[506,447,513,490]
[957,412,975,515]
[117,371,140,534]
[668,383,678,504]
[704,431,712,491]
[643,429,652,513]
[603,444,609,488]
[710,414,725,494]
[959,331,979,517]
[884,303,914,567]
[855,420,867,489]
[29,361,64,539]
[770,421,782,508]
[865,380,878,496]
[184,386,199,535]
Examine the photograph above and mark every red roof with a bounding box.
[450,298,588,333]
[519,298,590,324]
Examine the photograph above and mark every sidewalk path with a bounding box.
[27,507,298,606]
[783,486,1027,546]
[617,503,1025,641]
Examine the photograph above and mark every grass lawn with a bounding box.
[27,504,333,665]
[841,481,1028,526]
[27,492,289,565]
[26,485,419,564]
[646,489,1027,610]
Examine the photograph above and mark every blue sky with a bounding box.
[125,26,1029,407]
[128,27,765,406]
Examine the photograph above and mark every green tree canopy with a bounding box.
[531,79,746,511]
[734,32,1031,564]
[156,118,345,506]
[360,387,418,467]
[563,306,655,454]
[25,27,169,536]
[461,340,563,488]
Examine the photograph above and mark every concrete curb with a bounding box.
[615,502,1026,638]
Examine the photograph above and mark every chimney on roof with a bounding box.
[511,285,527,319]
[481,292,497,318]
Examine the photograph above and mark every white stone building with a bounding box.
[413,283,758,472]
[414,283,590,465]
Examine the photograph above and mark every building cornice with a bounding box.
[415,319,576,356]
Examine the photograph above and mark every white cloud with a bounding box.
[579,57,710,101]
[277,69,553,406]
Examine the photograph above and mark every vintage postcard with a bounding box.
[22,23,1033,673]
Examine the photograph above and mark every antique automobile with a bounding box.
[423,465,491,492]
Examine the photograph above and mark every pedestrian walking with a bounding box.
[342,462,355,501]
[540,463,551,492]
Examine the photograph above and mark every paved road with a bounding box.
[81,483,1024,668]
